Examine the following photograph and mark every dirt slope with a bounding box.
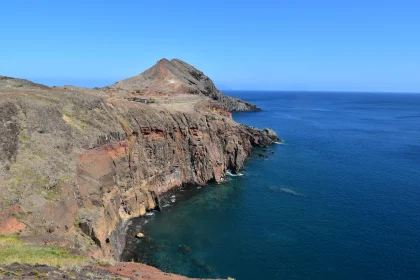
[111,58,261,111]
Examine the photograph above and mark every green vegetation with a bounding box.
[0,268,20,276]
[62,113,89,131]
[29,269,48,278]
[0,234,88,269]
[44,187,60,201]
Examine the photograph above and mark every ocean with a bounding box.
[122,91,420,280]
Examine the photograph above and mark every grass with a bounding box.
[0,234,88,269]
[62,114,84,131]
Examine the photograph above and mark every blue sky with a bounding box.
[1,0,419,92]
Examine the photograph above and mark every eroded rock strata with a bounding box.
[0,59,280,263]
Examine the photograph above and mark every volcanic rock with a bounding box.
[0,58,280,263]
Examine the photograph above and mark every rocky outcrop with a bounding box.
[0,263,117,279]
[111,58,261,112]
[0,60,280,263]
[99,262,221,280]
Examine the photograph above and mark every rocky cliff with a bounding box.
[0,60,279,263]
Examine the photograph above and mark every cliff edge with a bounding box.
[0,59,280,271]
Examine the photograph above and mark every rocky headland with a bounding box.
[0,59,280,279]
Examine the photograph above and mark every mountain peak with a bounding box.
[111,59,261,111]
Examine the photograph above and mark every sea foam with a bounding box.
[226,170,244,177]
[267,186,305,197]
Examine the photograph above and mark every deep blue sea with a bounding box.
[124,91,420,280]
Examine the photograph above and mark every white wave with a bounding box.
[226,170,244,177]
[162,204,171,208]
[275,141,284,145]
[281,113,301,120]
[145,212,155,216]
[312,108,332,112]
[267,186,305,197]
[171,198,176,203]
[279,187,305,197]
[288,107,331,112]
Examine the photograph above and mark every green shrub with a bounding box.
[0,234,88,269]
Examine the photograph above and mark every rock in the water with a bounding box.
[264,128,279,140]
[258,153,268,158]
[180,245,192,254]
[135,232,145,238]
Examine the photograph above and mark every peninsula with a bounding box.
[0,59,280,279]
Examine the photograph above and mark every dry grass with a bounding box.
[0,234,89,269]
[62,113,84,131]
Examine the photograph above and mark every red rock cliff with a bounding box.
[0,61,280,261]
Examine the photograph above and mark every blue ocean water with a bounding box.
[124,91,420,280]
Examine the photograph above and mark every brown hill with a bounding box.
[111,58,261,111]
[0,75,50,91]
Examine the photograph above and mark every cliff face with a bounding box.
[0,60,279,261]
[112,58,261,112]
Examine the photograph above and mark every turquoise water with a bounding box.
[123,91,420,279]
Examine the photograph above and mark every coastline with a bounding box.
[115,145,275,262]
[0,60,280,279]
[118,146,277,277]
[120,182,224,262]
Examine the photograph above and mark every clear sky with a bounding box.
[1,0,419,92]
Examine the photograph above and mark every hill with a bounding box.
[111,58,261,111]
[0,76,50,91]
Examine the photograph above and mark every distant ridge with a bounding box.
[111,58,261,112]
[0,75,50,91]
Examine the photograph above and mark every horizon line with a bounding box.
[4,75,420,95]
[220,89,420,95]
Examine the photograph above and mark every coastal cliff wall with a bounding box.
[76,98,278,259]
[0,87,279,260]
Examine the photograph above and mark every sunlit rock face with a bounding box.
[0,59,279,260]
